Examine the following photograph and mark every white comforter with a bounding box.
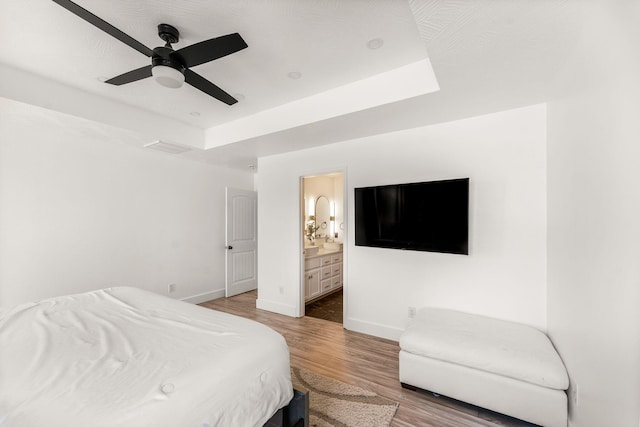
[0,287,293,427]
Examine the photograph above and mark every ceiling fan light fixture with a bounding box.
[152,65,185,88]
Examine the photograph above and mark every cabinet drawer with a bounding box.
[305,257,321,270]
[331,262,342,276]
[330,253,343,263]
[321,255,332,266]
[321,266,332,280]
[321,278,332,291]
[332,275,342,288]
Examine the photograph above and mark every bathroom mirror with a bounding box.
[314,195,330,235]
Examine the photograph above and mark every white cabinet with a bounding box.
[305,269,321,300]
[304,257,321,300]
[305,251,342,302]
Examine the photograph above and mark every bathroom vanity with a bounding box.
[303,246,342,303]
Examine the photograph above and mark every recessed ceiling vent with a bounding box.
[144,140,191,154]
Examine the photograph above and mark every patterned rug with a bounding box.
[291,367,398,427]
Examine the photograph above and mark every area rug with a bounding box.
[291,367,398,427]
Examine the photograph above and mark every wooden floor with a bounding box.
[200,291,535,427]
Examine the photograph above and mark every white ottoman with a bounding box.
[399,308,569,427]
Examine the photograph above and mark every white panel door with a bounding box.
[225,188,257,297]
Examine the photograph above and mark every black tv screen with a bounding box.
[354,178,469,255]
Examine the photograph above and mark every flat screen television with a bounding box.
[354,178,469,255]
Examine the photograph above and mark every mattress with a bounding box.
[399,307,568,390]
[0,287,293,427]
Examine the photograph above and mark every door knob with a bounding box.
[225,245,233,250]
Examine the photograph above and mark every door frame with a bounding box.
[298,167,348,321]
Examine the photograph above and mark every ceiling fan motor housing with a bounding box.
[153,24,185,74]
[152,47,186,73]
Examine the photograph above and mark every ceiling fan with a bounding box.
[52,0,248,105]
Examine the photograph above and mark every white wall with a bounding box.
[0,102,254,308]
[546,1,640,426]
[257,104,547,339]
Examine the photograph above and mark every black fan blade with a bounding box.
[52,0,154,57]
[171,33,247,68]
[105,65,152,85]
[184,69,237,105]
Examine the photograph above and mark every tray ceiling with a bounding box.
[1,0,585,169]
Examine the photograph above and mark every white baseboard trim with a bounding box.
[345,317,404,342]
[256,298,298,317]
[181,289,225,305]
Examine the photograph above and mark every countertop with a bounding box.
[303,247,342,258]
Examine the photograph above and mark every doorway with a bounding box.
[300,172,345,323]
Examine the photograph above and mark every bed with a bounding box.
[0,287,299,426]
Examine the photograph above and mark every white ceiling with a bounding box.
[0,0,585,169]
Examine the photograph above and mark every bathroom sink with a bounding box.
[304,246,320,256]
[323,242,343,251]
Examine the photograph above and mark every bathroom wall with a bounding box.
[303,174,344,242]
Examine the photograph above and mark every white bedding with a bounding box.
[400,307,569,390]
[0,287,293,427]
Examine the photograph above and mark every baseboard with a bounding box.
[345,317,403,342]
[181,289,225,305]
[256,297,298,317]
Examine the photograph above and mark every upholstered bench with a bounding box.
[399,308,569,427]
